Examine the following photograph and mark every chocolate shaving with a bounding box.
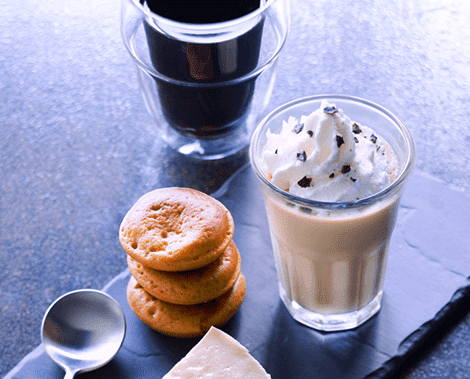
[352,123,362,134]
[297,176,312,188]
[354,136,359,143]
[329,173,335,178]
[294,122,304,134]
[307,130,314,137]
[323,106,338,115]
[341,165,351,174]
[336,135,344,148]
[297,151,307,162]
[370,134,377,144]
[350,177,357,182]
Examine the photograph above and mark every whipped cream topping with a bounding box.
[262,100,396,202]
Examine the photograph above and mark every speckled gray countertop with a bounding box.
[1,0,470,377]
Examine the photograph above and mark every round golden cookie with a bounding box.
[127,273,246,338]
[119,187,234,272]
[127,240,241,305]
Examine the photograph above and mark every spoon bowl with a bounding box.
[41,289,126,379]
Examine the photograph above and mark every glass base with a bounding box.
[279,285,383,332]
[160,115,255,160]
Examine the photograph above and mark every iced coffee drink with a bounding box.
[250,95,414,331]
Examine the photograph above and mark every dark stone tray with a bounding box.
[6,165,470,379]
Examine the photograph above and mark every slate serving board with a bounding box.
[6,164,470,379]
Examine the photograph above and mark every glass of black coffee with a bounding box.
[121,0,289,159]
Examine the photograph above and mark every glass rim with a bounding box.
[122,0,289,86]
[130,0,278,31]
[249,94,415,210]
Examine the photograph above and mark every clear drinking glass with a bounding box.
[250,95,415,331]
[121,0,289,160]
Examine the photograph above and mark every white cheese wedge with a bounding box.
[162,327,271,378]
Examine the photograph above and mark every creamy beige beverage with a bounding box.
[250,96,414,331]
[264,190,399,314]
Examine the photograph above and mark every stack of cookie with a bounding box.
[119,187,245,338]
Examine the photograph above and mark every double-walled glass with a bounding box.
[121,0,289,160]
[250,95,415,331]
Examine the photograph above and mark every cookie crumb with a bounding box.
[336,135,344,148]
[297,151,307,162]
[300,207,312,214]
[352,123,362,134]
[341,165,351,174]
[294,122,304,134]
[323,106,338,115]
[297,176,312,188]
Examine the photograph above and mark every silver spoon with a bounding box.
[41,289,126,379]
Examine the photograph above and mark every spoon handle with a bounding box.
[63,368,76,379]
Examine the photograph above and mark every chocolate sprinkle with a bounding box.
[354,136,359,143]
[323,106,338,115]
[294,122,304,134]
[275,149,278,154]
[329,173,335,178]
[300,207,312,214]
[297,176,312,188]
[341,165,351,174]
[352,123,362,134]
[370,134,377,143]
[336,135,344,148]
[350,177,357,182]
[297,151,307,162]
[307,130,314,137]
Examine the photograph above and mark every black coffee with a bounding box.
[145,0,260,24]
[142,0,264,138]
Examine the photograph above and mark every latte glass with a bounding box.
[250,95,414,331]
